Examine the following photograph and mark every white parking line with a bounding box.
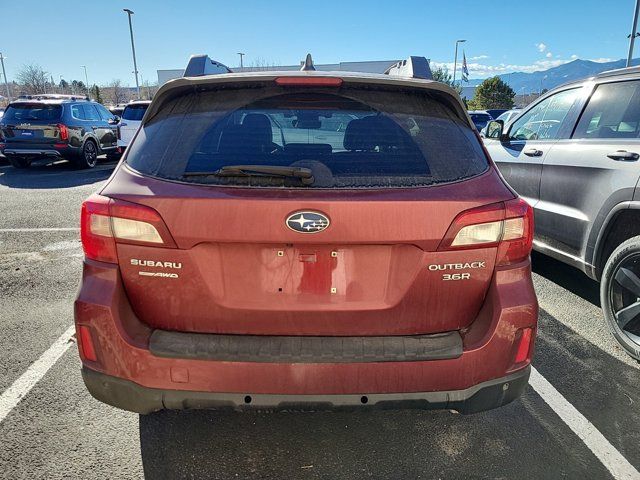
[0,326,75,424]
[0,227,79,233]
[530,367,640,479]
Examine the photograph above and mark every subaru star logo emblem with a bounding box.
[286,211,330,233]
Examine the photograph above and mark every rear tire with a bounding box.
[74,140,98,169]
[601,236,640,361]
[8,157,31,169]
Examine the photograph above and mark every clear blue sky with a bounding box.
[0,0,636,86]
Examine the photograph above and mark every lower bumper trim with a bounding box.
[82,365,530,415]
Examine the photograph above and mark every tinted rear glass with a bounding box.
[126,85,488,189]
[2,103,62,123]
[122,104,149,121]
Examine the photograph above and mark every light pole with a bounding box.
[81,65,90,97]
[628,0,640,67]
[452,39,466,85]
[0,52,10,101]
[237,52,245,69]
[123,8,140,98]
[540,75,547,95]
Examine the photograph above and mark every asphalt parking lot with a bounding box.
[0,158,639,480]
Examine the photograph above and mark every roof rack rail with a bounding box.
[384,56,433,80]
[183,55,232,77]
[16,94,90,101]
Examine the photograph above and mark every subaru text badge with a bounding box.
[286,211,330,233]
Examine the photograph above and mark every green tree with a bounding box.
[467,76,515,110]
[92,85,103,103]
[431,66,462,95]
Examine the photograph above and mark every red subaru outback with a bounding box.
[75,56,537,414]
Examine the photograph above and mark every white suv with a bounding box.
[117,100,151,150]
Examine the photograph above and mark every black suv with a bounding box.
[484,65,640,360]
[0,94,119,169]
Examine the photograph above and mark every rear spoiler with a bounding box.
[183,55,232,77]
[384,56,433,80]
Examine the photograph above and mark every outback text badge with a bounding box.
[286,211,330,233]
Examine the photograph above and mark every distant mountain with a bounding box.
[466,58,640,94]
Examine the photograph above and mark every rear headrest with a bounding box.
[343,119,370,151]
[242,113,273,147]
[343,116,408,151]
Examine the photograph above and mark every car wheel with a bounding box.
[601,235,640,361]
[75,140,98,169]
[8,157,31,169]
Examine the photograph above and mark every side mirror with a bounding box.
[485,120,504,140]
[109,116,120,125]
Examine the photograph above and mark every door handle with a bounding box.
[607,150,639,161]
[524,148,543,157]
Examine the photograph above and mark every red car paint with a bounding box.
[75,71,538,413]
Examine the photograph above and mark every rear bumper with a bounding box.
[82,364,530,414]
[1,144,78,158]
[74,258,538,414]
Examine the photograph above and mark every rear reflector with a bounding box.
[275,77,343,87]
[440,198,533,266]
[80,194,175,264]
[77,325,97,362]
[514,327,533,364]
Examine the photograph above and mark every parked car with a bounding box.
[116,100,151,152]
[468,110,493,130]
[108,104,126,117]
[0,95,119,169]
[484,66,640,360]
[76,55,537,415]
[480,109,521,137]
[486,109,508,120]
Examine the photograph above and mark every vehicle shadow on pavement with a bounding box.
[0,159,116,189]
[138,389,610,479]
[532,251,600,307]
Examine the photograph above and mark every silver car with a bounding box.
[484,66,640,360]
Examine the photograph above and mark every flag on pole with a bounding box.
[462,51,469,82]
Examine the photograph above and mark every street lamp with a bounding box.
[540,75,547,95]
[628,0,640,67]
[237,52,245,69]
[81,65,89,97]
[123,8,140,98]
[0,52,10,101]
[452,39,466,85]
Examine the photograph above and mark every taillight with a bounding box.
[80,194,176,264]
[275,77,343,87]
[439,198,533,266]
[57,123,69,141]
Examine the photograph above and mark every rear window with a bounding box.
[2,103,62,123]
[122,104,149,121]
[126,85,488,189]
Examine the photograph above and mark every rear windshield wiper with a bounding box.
[184,165,315,185]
